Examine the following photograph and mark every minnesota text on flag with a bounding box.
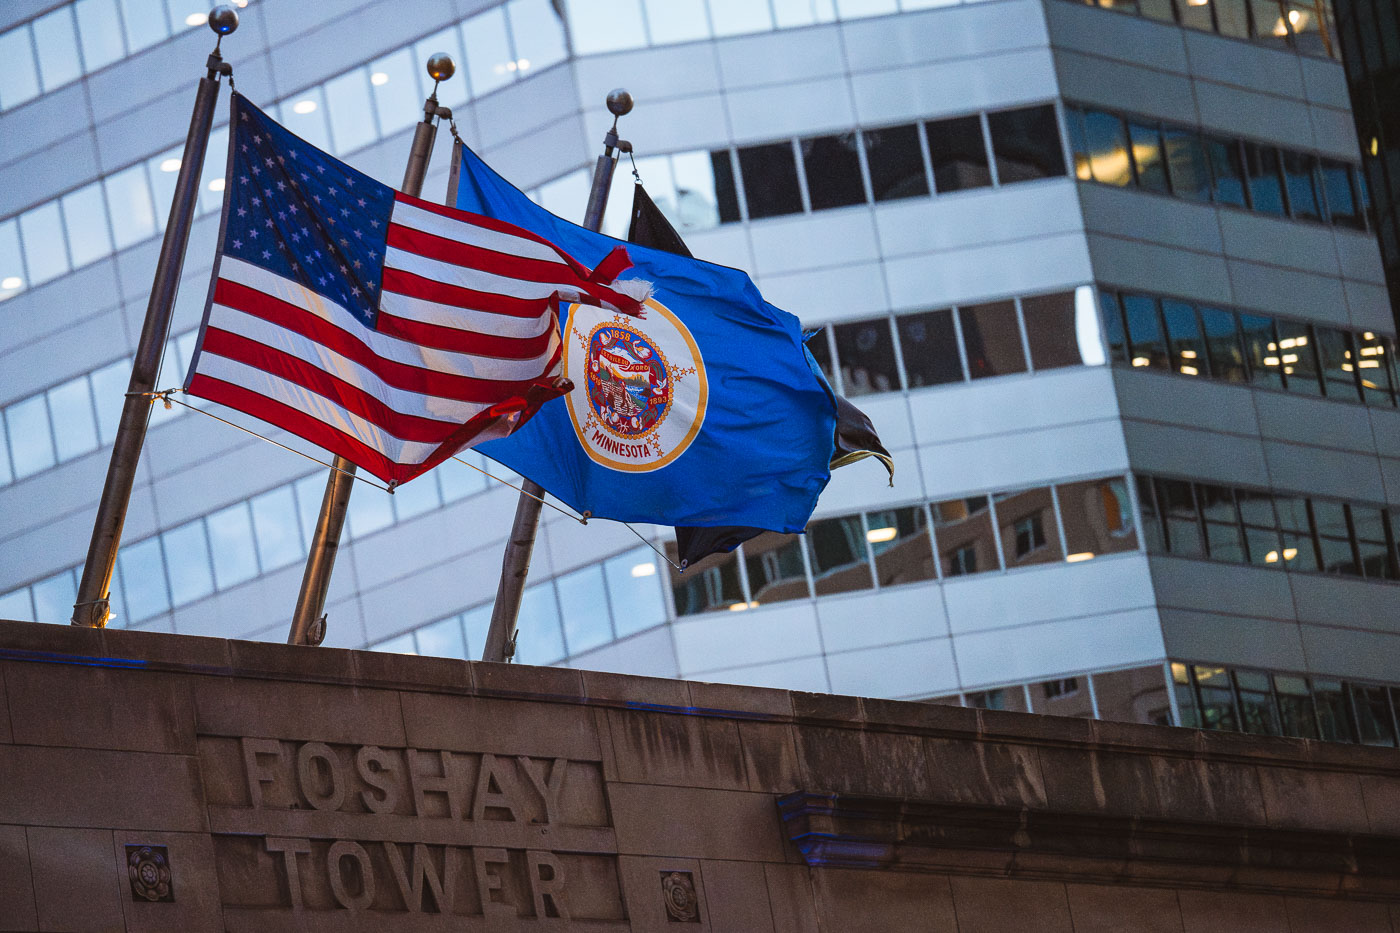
[185,93,647,486]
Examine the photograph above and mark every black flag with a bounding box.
[626,184,894,568]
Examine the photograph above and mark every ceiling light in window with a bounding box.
[866,526,897,543]
[1288,8,1302,24]
[370,71,389,86]
[630,562,656,577]
[1131,356,1150,367]
[1066,552,1095,562]
[1359,360,1380,368]
[1372,138,1380,157]
[1180,365,1199,375]
[232,0,247,6]
[1281,353,1298,364]
[517,58,531,71]
[1186,0,1208,5]
[1279,337,1296,349]
[1283,548,1298,560]
[160,158,182,173]
[728,601,749,612]
[1364,331,1375,340]
[1264,356,1280,366]
[184,12,205,25]
[1180,349,1197,359]
[1265,550,1280,562]
[293,99,318,115]
[208,178,225,192]
[1,276,22,290]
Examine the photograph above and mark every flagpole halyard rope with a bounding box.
[621,521,684,572]
[448,455,588,525]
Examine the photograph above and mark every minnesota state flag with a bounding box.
[456,145,837,532]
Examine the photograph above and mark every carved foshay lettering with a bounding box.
[264,836,571,917]
[236,737,574,824]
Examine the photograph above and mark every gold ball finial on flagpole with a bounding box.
[208,4,239,35]
[607,88,634,117]
[426,53,456,83]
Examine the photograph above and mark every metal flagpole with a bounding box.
[481,89,634,664]
[286,53,457,646]
[72,7,240,628]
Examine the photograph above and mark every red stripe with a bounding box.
[387,223,584,288]
[212,278,555,402]
[393,191,592,281]
[375,310,556,359]
[188,373,408,483]
[380,267,556,319]
[198,328,464,443]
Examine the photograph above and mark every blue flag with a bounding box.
[456,146,836,531]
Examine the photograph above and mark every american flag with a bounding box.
[185,93,647,486]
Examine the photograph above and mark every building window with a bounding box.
[959,301,1027,378]
[1042,677,1079,699]
[986,105,1066,183]
[800,133,866,210]
[864,123,929,201]
[926,115,992,192]
[832,318,899,396]
[806,514,873,596]
[897,309,963,386]
[1014,514,1047,558]
[736,142,803,219]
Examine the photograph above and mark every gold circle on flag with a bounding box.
[562,296,708,473]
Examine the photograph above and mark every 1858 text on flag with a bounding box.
[185,93,646,486]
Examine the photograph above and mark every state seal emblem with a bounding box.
[563,296,707,472]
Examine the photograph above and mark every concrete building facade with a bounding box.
[1,0,1398,746]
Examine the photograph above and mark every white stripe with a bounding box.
[383,244,589,304]
[377,289,554,339]
[203,304,498,423]
[390,199,568,266]
[216,258,559,382]
[196,354,443,464]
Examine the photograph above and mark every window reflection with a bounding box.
[1127,121,1168,193]
[1155,478,1203,558]
[1078,110,1132,186]
[710,0,776,35]
[667,542,744,615]
[1198,484,1246,562]
[642,0,710,43]
[1198,306,1246,382]
[806,515,873,595]
[207,502,260,589]
[19,203,70,286]
[743,532,810,605]
[866,506,935,587]
[1093,666,1172,725]
[463,7,514,98]
[959,301,1026,378]
[1243,143,1287,215]
[1121,294,1168,371]
[368,49,419,138]
[516,583,565,665]
[30,570,77,625]
[801,134,865,210]
[1238,313,1285,390]
[1021,291,1083,370]
[864,124,929,201]
[986,105,1066,183]
[565,0,647,53]
[415,615,467,660]
[1353,332,1394,405]
[926,115,992,192]
[1163,128,1212,201]
[1206,137,1248,207]
[934,496,998,577]
[557,564,612,655]
[118,536,170,621]
[995,487,1063,567]
[1281,151,1322,220]
[6,396,56,479]
[1160,299,1206,376]
[898,309,963,386]
[324,71,376,154]
[1059,478,1137,560]
[832,317,899,396]
[1274,319,1321,394]
[737,142,803,219]
[604,546,666,637]
[162,519,214,606]
[251,486,303,572]
[1031,676,1093,718]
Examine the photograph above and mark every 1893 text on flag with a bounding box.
[185,93,646,486]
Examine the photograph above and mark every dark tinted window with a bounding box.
[1354,331,1394,405]
[1275,496,1319,571]
[1128,121,1168,192]
[1314,326,1360,401]
[1244,143,1286,215]
[926,115,991,192]
[1206,136,1248,207]
[1064,107,1093,181]
[865,123,929,201]
[1239,313,1284,390]
[1351,506,1397,580]
[1281,150,1322,220]
[1156,478,1203,557]
[666,544,744,615]
[1237,489,1281,567]
[1312,500,1356,575]
[737,142,802,219]
[986,105,1066,183]
[710,149,741,223]
[867,506,935,586]
[1275,319,1322,395]
[1020,291,1083,370]
[1100,291,1129,364]
[933,496,998,576]
[1320,160,1362,228]
[1081,110,1131,186]
[1199,484,1246,562]
[959,301,1027,378]
[833,318,899,396]
[1163,128,1212,201]
[1161,299,1206,376]
[1199,306,1246,382]
[1122,294,1169,370]
[801,133,865,210]
[898,309,963,387]
[1135,475,1166,553]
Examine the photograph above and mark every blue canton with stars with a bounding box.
[221,93,397,328]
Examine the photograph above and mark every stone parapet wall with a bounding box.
[0,619,1397,931]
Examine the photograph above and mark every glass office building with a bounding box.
[3,0,1399,747]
